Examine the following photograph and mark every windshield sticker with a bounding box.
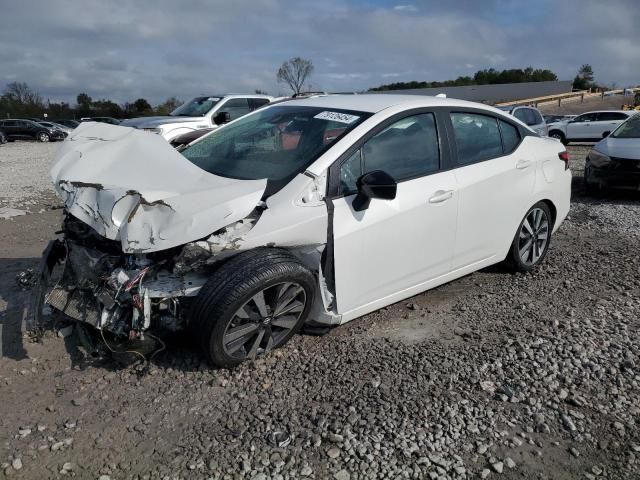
[314,111,360,124]
[207,97,221,102]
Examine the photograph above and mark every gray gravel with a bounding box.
[0,143,639,479]
[0,141,57,209]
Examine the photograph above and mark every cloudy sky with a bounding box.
[1,0,638,104]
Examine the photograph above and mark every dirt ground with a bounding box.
[0,130,639,479]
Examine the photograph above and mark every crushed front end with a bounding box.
[38,214,207,349]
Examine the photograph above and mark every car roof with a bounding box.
[280,94,502,114]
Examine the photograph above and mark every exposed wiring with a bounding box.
[145,332,166,362]
[99,328,147,364]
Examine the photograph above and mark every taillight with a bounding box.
[558,151,569,170]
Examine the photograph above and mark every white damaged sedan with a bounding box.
[36,95,571,367]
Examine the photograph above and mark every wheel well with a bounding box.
[540,199,557,227]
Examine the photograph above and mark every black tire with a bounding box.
[0,133,6,144]
[506,202,553,273]
[548,130,567,145]
[189,248,316,368]
[38,132,50,142]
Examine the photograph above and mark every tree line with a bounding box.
[0,82,183,120]
[369,67,558,91]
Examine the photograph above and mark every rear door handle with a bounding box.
[429,190,454,204]
[516,159,532,169]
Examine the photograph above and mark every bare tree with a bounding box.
[277,57,314,95]
[4,81,42,105]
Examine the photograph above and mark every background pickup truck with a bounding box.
[120,94,272,141]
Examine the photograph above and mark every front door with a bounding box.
[330,112,458,316]
[566,113,598,140]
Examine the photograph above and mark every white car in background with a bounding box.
[548,110,634,144]
[37,95,571,367]
[120,94,273,141]
[497,105,548,137]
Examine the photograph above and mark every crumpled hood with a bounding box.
[593,136,640,160]
[51,122,266,253]
[120,116,205,128]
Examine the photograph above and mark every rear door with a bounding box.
[448,111,536,269]
[2,120,19,139]
[594,112,629,138]
[330,111,458,315]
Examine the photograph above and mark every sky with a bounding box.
[0,0,638,105]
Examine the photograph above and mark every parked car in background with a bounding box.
[169,128,214,149]
[0,119,66,142]
[81,117,121,125]
[584,113,640,193]
[53,119,80,129]
[38,121,72,136]
[120,94,273,142]
[37,95,570,367]
[497,105,547,136]
[547,110,634,144]
[544,114,575,124]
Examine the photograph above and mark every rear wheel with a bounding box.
[548,130,567,145]
[506,202,552,272]
[189,248,316,368]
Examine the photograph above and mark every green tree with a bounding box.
[154,97,182,115]
[573,64,595,90]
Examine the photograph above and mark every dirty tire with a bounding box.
[0,132,6,144]
[188,248,316,368]
[583,164,600,196]
[38,132,50,142]
[506,201,553,273]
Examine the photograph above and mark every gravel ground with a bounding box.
[0,141,639,480]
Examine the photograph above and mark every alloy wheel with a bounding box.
[518,207,549,266]
[39,133,50,142]
[222,282,306,360]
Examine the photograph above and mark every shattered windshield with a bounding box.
[181,105,370,189]
[170,96,221,117]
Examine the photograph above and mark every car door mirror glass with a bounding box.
[213,111,230,125]
[352,170,397,212]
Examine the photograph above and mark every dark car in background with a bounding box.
[584,113,640,193]
[80,117,121,125]
[0,119,66,142]
[53,119,80,129]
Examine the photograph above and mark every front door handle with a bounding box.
[429,190,454,204]
[516,159,532,169]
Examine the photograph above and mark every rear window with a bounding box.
[499,120,521,154]
[598,112,628,121]
[450,113,503,165]
[611,115,640,138]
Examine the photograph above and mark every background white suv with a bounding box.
[547,110,634,145]
[121,94,272,141]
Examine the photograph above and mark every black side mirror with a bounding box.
[352,170,397,212]
[213,111,230,125]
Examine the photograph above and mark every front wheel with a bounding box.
[506,202,552,272]
[38,132,50,142]
[189,248,316,368]
[548,131,567,145]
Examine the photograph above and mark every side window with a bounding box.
[513,108,528,124]
[530,109,544,125]
[220,98,251,121]
[249,98,270,110]
[499,120,520,154]
[574,113,597,123]
[597,112,627,121]
[338,113,440,195]
[450,113,503,165]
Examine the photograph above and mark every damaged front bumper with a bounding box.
[36,215,209,342]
